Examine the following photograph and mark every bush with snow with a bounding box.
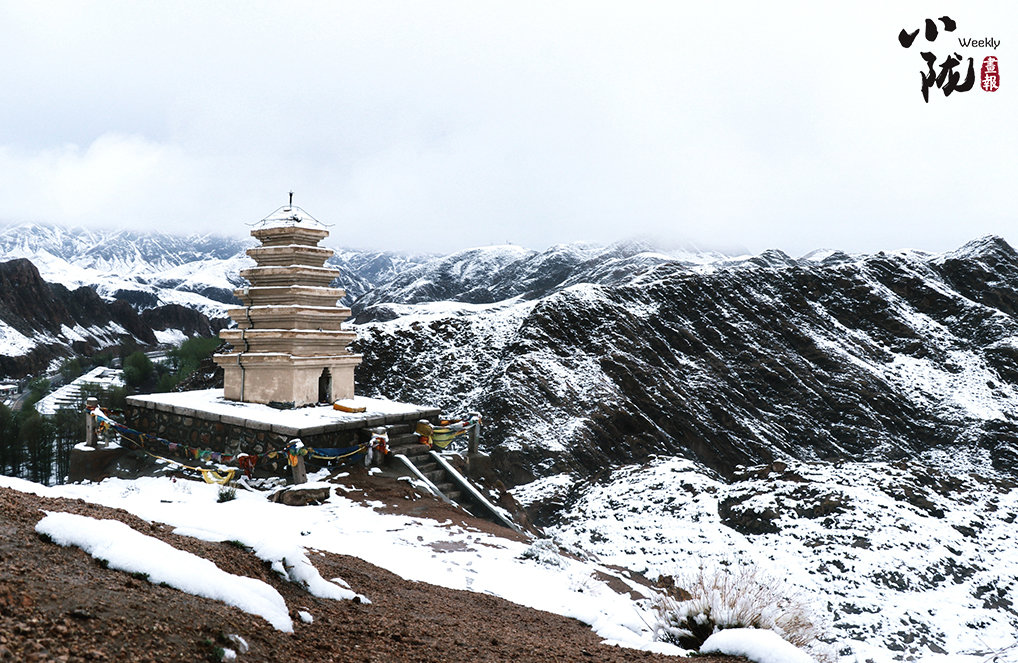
[518,538,564,567]
[653,564,830,660]
[217,485,237,503]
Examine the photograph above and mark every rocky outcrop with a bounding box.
[140,304,213,337]
[0,258,212,378]
[354,237,1018,484]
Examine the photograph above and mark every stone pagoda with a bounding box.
[214,200,361,407]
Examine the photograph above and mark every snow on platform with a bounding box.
[126,389,440,435]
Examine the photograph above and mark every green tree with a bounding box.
[19,408,54,484]
[156,373,179,392]
[23,377,50,409]
[123,351,155,389]
[90,351,114,368]
[77,382,128,411]
[60,357,84,384]
[170,337,221,382]
[51,407,82,482]
[0,403,23,477]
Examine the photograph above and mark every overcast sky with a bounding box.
[0,1,1014,256]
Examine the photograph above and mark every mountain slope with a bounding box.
[353,237,1018,484]
[514,455,1018,660]
[352,241,681,321]
[0,222,435,318]
[0,258,212,377]
[0,222,253,321]
[0,473,746,662]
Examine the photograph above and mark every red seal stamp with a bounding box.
[981,56,1000,91]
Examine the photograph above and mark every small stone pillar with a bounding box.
[467,412,481,456]
[85,397,98,448]
[71,397,128,482]
[289,437,308,485]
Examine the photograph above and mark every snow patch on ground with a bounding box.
[701,628,815,663]
[153,328,188,346]
[35,511,294,632]
[5,474,683,655]
[0,320,37,356]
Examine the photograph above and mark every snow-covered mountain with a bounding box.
[354,236,1018,482]
[0,222,254,321]
[0,221,434,375]
[0,257,213,377]
[352,241,693,320]
[345,235,1018,661]
[5,220,1018,659]
[0,221,434,319]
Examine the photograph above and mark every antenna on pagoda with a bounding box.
[288,190,294,209]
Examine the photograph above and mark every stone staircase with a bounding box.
[383,422,463,504]
[369,421,520,533]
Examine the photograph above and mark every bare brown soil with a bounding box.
[0,474,746,663]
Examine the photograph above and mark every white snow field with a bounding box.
[7,456,1016,662]
[517,456,1018,662]
[1,473,687,656]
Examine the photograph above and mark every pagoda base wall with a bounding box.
[215,353,362,407]
[122,389,442,476]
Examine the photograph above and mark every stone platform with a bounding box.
[124,389,440,456]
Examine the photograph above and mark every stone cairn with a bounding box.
[214,203,361,407]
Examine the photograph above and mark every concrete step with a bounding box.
[392,444,429,458]
[435,481,456,494]
[385,422,415,435]
[409,453,434,465]
[391,436,428,449]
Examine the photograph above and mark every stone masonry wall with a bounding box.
[124,404,365,473]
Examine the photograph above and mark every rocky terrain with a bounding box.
[353,236,1018,486]
[0,473,750,663]
[510,455,1018,659]
[0,258,211,377]
[5,222,1018,660]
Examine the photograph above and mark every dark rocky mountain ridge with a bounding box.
[0,258,212,377]
[352,236,1018,487]
[5,222,1018,494]
[352,241,679,320]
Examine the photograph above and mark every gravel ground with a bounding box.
[0,478,747,663]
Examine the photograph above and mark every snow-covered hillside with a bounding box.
[354,237,1018,483]
[346,236,1018,660]
[352,240,684,319]
[513,455,1018,661]
[5,224,1018,661]
[0,221,434,319]
[0,222,430,373]
[0,473,689,656]
[0,222,253,320]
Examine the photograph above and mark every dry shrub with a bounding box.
[653,563,832,660]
